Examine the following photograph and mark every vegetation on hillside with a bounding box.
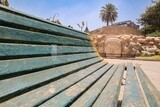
[47,14,62,25]
[137,55,160,61]
[77,21,85,31]
[146,30,160,37]
[138,2,160,37]
[100,3,118,26]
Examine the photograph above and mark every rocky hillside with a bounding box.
[90,26,160,57]
[90,26,141,36]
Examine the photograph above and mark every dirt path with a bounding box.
[104,58,160,92]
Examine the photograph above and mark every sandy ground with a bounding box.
[104,58,160,92]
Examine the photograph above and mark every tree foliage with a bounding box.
[138,2,160,35]
[100,3,118,26]
[77,21,85,31]
[47,13,62,25]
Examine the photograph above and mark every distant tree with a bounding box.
[84,22,89,33]
[47,13,62,25]
[52,13,59,22]
[84,26,89,33]
[52,19,61,25]
[0,0,9,6]
[77,21,85,31]
[138,2,160,35]
[100,3,118,26]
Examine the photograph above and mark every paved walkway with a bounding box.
[104,58,160,92]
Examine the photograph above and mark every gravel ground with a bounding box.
[104,58,160,92]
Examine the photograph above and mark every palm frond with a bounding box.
[100,3,118,26]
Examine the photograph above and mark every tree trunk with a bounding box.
[107,21,109,26]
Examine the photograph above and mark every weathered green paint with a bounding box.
[0,53,97,77]
[92,64,125,107]
[0,5,158,107]
[39,64,114,107]
[0,43,94,57]
[0,27,91,46]
[122,63,146,107]
[0,4,85,35]
[0,58,101,100]
[136,65,160,107]
[70,65,118,107]
[0,62,106,107]
[0,6,89,40]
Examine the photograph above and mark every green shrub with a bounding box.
[146,31,160,37]
[139,3,160,35]
[140,53,149,57]
[140,25,155,35]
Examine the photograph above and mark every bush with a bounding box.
[140,25,155,35]
[146,30,160,37]
[140,53,148,57]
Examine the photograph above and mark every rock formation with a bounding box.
[92,34,160,57]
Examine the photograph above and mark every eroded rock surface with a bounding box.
[92,34,160,57]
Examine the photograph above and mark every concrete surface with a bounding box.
[104,58,160,92]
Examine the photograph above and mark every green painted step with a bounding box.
[0,62,107,107]
[39,65,116,107]
[71,65,120,107]
[0,6,89,40]
[136,65,160,107]
[0,5,85,35]
[0,27,91,46]
[0,43,94,58]
[0,57,101,101]
[122,63,146,107]
[92,64,125,107]
[0,53,97,78]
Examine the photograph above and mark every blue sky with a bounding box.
[9,0,152,31]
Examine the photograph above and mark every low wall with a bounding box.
[92,34,160,57]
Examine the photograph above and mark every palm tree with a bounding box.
[100,3,118,26]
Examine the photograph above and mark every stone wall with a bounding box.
[92,34,160,57]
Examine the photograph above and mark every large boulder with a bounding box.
[96,41,105,53]
[142,51,152,56]
[135,50,141,56]
[115,35,122,38]
[122,46,129,54]
[133,45,142,51]
[157,43,160,49]
[96,34,106,42]
[131,36,138,42]
[120,35,131,42]
[148,41,155,45]
[130,42,136,46]
[137,38,148,44]
[154,38,160,44]
[122,35,132,39]
[92,36,97,42]
[146,45,158,53]
[105,38,122,57]
[146,37,154,42]
[135,35,145,39]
